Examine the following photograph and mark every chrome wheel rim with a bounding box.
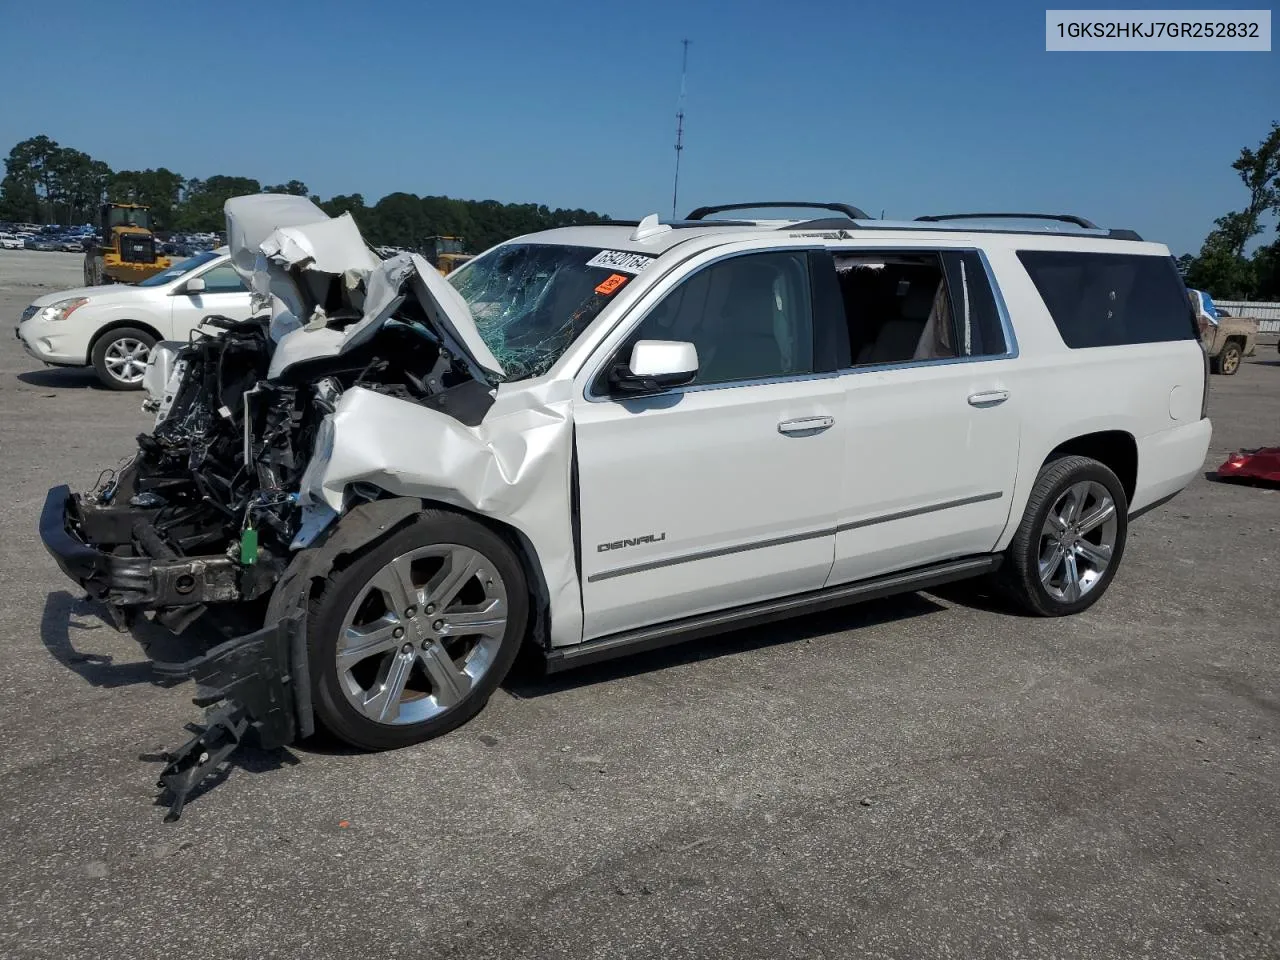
[336,544,508,726]
[103,337,150,383]
[1222,349,1240,374]
[1038,480,1118,603]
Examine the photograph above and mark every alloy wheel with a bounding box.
[103,337,150,384]
[336,544,508,725]
[1038,480,1119,603]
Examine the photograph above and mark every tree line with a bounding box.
[1178,122,1279,301]
[5,129,1277,299]
[0,135,610,253]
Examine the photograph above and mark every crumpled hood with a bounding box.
[224,193,504,384]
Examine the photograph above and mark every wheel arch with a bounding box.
[85,319,164,364]
[1042,430,1138,506]
[275,493,554,653]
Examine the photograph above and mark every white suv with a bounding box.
[16,247,254,389]
[39,196,1211,815]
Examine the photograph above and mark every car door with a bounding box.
[823,247,1022,585]
[170,261,253,338]
[572,249,846,641]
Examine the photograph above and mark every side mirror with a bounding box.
[610,340,698,395]
[183,276,206,294]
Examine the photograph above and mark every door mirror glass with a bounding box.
[183,276,206,294]
[610,340,698,395]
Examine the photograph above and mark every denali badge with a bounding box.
[597,533,667,552]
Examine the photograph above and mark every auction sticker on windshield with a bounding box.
[586,250,654,274]
[594,273,629,295]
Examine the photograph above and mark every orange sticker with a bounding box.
[595,273,629,296]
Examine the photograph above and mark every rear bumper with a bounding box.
[39,485,239,608]
[1132,417,1213,515]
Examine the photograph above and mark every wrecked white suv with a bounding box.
[40,196,1211,816]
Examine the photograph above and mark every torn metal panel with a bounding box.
[258,212,379,277]
[225,194,331,282]
[331,252,505,384]
[303,382,583,647]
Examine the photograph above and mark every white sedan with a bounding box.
[16,247,256,389]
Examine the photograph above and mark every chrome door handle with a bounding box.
[967,390,1009,408]
[778,416,835,435]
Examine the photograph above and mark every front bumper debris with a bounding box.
[40,483,311,820]
[152,614,306,820]
[40,485,241,611]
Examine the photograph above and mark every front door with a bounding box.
[573,250,845,640]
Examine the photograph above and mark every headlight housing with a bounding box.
[39,297,88,322]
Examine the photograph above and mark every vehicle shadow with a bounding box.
[504,590,959,698]
[40,590,209,689]
[17,368,103,390]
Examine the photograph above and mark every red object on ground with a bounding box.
[1217,447,1280,485]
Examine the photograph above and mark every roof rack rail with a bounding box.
[915,212,1099,229]
[687,201,870,221]
[914,212,1143,241]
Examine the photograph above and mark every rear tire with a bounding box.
[1212,341,1242,375]
[999,455,1128,617]
[91,326,155,390]
[307,510,529,751]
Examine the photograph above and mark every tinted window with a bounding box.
[630,251,814,386]
[1017,251,1195,348]
[199,264,247,293]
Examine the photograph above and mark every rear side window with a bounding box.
[1017,251,1195,348]
[830,249,1007,367]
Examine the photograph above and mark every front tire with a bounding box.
[1000,455,1128,616]
[91,326,155,390]
[308,510,529,751]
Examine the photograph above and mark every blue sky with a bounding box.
[3,0,1276,254]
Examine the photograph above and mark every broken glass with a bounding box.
[448,244,645,381]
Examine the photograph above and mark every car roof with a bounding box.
[509,214,1164,259]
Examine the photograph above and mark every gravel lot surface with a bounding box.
[1,250,1277,959]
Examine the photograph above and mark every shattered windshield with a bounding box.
[448,244,653,381]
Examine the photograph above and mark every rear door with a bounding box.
[169,261,254,338]
[822,247,1022,585]
[573,249,845,640]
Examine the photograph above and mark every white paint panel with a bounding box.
[829,360,1020,584]
[574,377,844,640]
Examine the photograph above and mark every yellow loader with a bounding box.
[83,202,173,286]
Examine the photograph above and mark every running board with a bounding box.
[545,554,1001,673]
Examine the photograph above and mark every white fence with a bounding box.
[1216,300,1280,334]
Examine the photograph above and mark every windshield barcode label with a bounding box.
[586,250,655,274]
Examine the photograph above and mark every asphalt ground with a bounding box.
[1,250,1277,959]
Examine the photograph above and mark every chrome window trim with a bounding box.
[588,491,1005,582]
[581,245,828,403]
[581,244,1020,402]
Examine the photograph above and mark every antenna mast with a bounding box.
[671,39,690,220]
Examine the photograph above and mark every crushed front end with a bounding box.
[38,196,506,819]
[39,317,318,818]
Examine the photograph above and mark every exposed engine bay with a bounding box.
[73,279,494,632]
[39,194,588,818]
